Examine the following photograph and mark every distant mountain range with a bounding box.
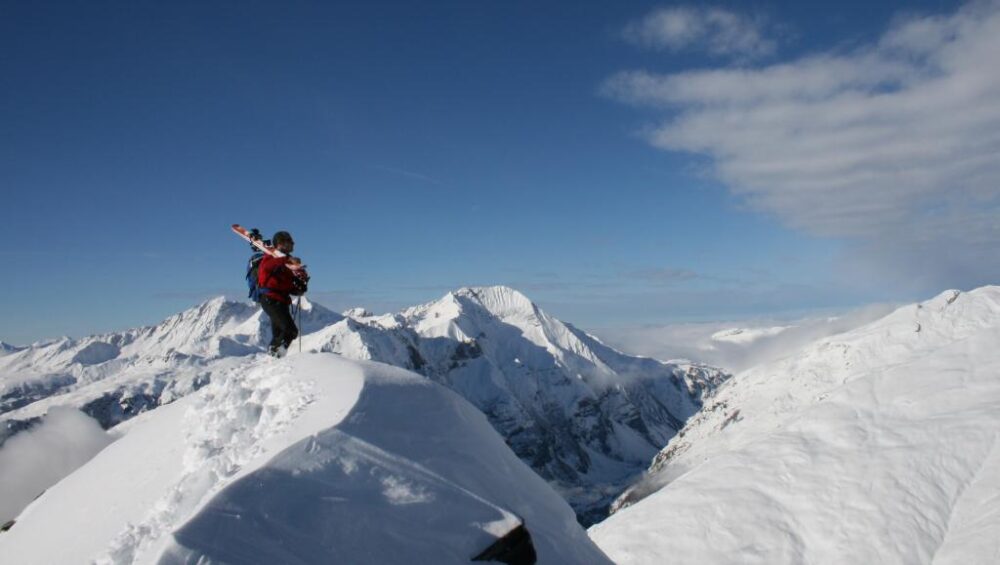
[0,285,728,524]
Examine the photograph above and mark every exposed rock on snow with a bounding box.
[342,307,374,319]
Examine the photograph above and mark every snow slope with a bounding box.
[589,287,1000,564]
[1,353,611,564]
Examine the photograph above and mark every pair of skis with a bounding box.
[231,224,308,275]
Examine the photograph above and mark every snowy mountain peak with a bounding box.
[119,297,262,357]
[403,286,542,335]
[289,295,319,313]
[452,285,540,321]
[0,341,24,355]
[164,296,257,331]
[342,307,374,319]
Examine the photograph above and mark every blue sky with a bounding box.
[3,0,995,344]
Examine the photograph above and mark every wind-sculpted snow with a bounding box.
[97,360,317,563]
[590,287,1000,564]
[0,354,611,564]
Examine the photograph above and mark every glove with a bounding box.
[291,273,309,295]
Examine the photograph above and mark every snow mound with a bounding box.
[1,353,610,564]
[589,287,1000,563]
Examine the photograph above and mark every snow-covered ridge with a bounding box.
[0,286,729,525]
[1,354,611,564]
[590,287,1000,563]
[0,297,342,433]
[636,289,992,485]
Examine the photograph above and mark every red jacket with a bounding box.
[258,255,298,304]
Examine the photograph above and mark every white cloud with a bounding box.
[623,6,777,59]
[606,1,1000,289]
[598,303,897,373]
[0,407,114,523]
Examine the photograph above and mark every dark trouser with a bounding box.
[260,297,298,350]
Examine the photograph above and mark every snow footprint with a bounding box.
[95,358,314,564]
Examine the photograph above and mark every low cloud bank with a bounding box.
[0,407,113,524]
[599,303,896,373]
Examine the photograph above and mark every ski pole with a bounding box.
[296,295,302,353]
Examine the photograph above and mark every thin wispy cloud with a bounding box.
[622,6,777,59]
[628,267,701,285]
[622,266,756,289]
[622,267,705,286]
[607,1,1000,289]
[369,164,445,187]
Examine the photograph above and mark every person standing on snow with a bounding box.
[258,231,306,357]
